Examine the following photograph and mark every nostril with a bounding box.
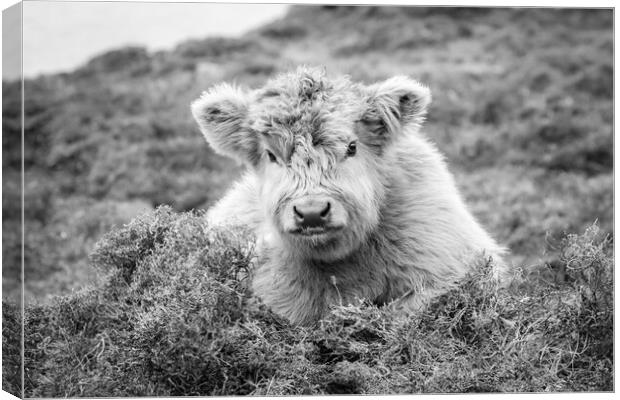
[320,202,331,218]
[293,205,304,219]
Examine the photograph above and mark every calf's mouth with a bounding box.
[288,225,344,237]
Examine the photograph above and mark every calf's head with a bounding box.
[192,67,431,261]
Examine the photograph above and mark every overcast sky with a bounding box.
[4,1,288,79]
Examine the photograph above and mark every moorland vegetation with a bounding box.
[2,6,613,396]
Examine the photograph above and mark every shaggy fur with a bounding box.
[192,66,510,325]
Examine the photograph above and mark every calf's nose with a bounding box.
[292,198,331,228]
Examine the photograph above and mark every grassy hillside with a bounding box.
[2,5,613,396]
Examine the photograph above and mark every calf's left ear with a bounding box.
[191,83,260,166]
[360,76,431,146]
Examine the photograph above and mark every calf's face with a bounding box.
[192,68,430,261]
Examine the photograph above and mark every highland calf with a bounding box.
[192,67,510,325]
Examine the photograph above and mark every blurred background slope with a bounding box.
[2,5,613,304]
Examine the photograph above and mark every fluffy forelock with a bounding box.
[248,67,362,164]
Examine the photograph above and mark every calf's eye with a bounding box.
[266,150,278,163]
[346,141,357,157]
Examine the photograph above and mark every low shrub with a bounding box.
[6,207,611,396]
[81,47,152,76]
[2,301,22,398]
[173,37,264,60]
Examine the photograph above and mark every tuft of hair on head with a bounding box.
[296,65,329,98]
[360,76,432,147]
[191,83,261,166]
[264,65,331,103]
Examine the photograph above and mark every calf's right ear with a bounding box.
[191,83,260,165]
